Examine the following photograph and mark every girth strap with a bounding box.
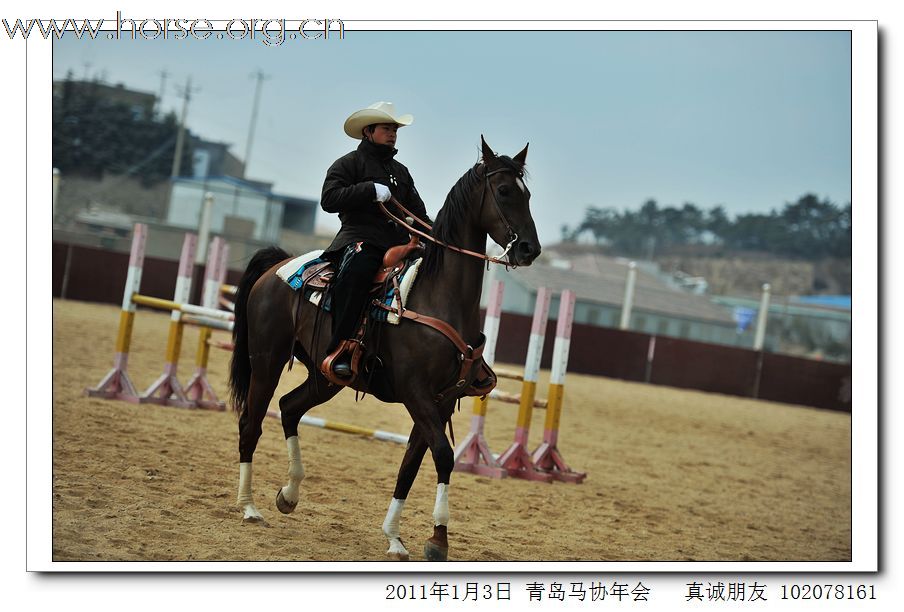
[398,309,486,403]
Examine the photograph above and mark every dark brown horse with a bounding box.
[228,137,540,560]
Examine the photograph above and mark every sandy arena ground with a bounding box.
[51,299,852,563]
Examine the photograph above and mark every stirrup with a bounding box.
[320,339,359,386]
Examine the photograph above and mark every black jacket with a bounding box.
[321,139,430,255]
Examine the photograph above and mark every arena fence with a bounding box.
[55,239,852,413]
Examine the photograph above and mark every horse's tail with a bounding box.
[228,246,292,415]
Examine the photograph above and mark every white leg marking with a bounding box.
[382,498,409,558]
[280,436,305,504]
[433,483,450,527]
[238,462,265,521]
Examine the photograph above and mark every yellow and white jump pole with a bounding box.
[138,232,198,408]
[184,236,228,410]
[85,223,148,402]
[452,279,507,478]
[497,286,553,481]
[531,289,586,483]
[264,408,409,445]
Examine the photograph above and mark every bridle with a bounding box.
[377,164,523,267]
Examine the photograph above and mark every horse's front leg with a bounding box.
[425,480,450,561]
[424,434,453,562]
[404,396,456,562]
[383,425,428,560]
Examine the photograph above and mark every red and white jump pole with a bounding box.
[85,223,148,402]
[497,286,553,482]
[138,232,198,408]
[531,289,586,483]
[453,279,507,478]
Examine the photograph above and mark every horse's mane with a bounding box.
[420,155,525,277]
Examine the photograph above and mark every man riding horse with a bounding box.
[319,101,431,381]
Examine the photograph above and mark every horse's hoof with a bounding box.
[275,489,298,514]
[241,516,270,527]
[387,552,410,561]
[424,540,448,561]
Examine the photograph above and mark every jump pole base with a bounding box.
[497,441,553,482]
[85,354,140,403]
[138,362,195,408]
[453,431,507,479]
[138,375,195,409]
[531,442,587,484]
[184,369,226,411]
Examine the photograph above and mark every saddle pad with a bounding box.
[276,249,422,325]
[276,250,325,289]
[383,257,422,325]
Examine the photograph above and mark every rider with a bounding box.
[319,101,431,381]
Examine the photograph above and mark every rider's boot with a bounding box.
[320,339,358,385]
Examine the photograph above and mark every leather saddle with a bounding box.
[299,235,424,296]
[301,236,497,401]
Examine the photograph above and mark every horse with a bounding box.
[228,136,541,561]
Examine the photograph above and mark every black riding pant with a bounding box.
[327,242,384,352]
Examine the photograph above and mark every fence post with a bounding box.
[453,279,507,478]
[184,236,227,410]
[497,287,553,481]
[139,233,198,407]
[619,261,637,330]
[85,223,147,402]
[532,289,586,483]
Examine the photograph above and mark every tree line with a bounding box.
[562,195,852,260]
[52,73,193,186]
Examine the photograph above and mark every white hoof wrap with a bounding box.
[382,498,405,539]
[238,462,264,520]
[433,483,449,527]
[282,436,305,504]
[387,538,409,558]
[382,498,408,556]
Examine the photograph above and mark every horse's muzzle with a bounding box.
[512,240,541,266]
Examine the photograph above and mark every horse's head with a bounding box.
[479,136,541,267]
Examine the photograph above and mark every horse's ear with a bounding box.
[513,142,529,166]
[480,135,495,162]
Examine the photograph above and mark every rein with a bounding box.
[378,166,521,268]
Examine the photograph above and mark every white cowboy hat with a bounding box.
[343,101,414,139]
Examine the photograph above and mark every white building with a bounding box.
[166,176,287,242]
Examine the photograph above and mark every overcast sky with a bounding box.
[53,29,852,243]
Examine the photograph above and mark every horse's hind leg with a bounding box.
[382,424,429,560]
[274,374,341,514]
[237,353,286,526]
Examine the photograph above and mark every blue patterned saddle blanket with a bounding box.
[275,250,422,324]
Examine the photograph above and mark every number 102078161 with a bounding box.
[781,584,876,600]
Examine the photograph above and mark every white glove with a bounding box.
[374,183,392,203]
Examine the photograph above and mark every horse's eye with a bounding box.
[497,184,511,197]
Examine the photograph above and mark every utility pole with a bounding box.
[165,76,199,221]
[170,76,199,179]
[242,69,270,178]
[156,69,169,116]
